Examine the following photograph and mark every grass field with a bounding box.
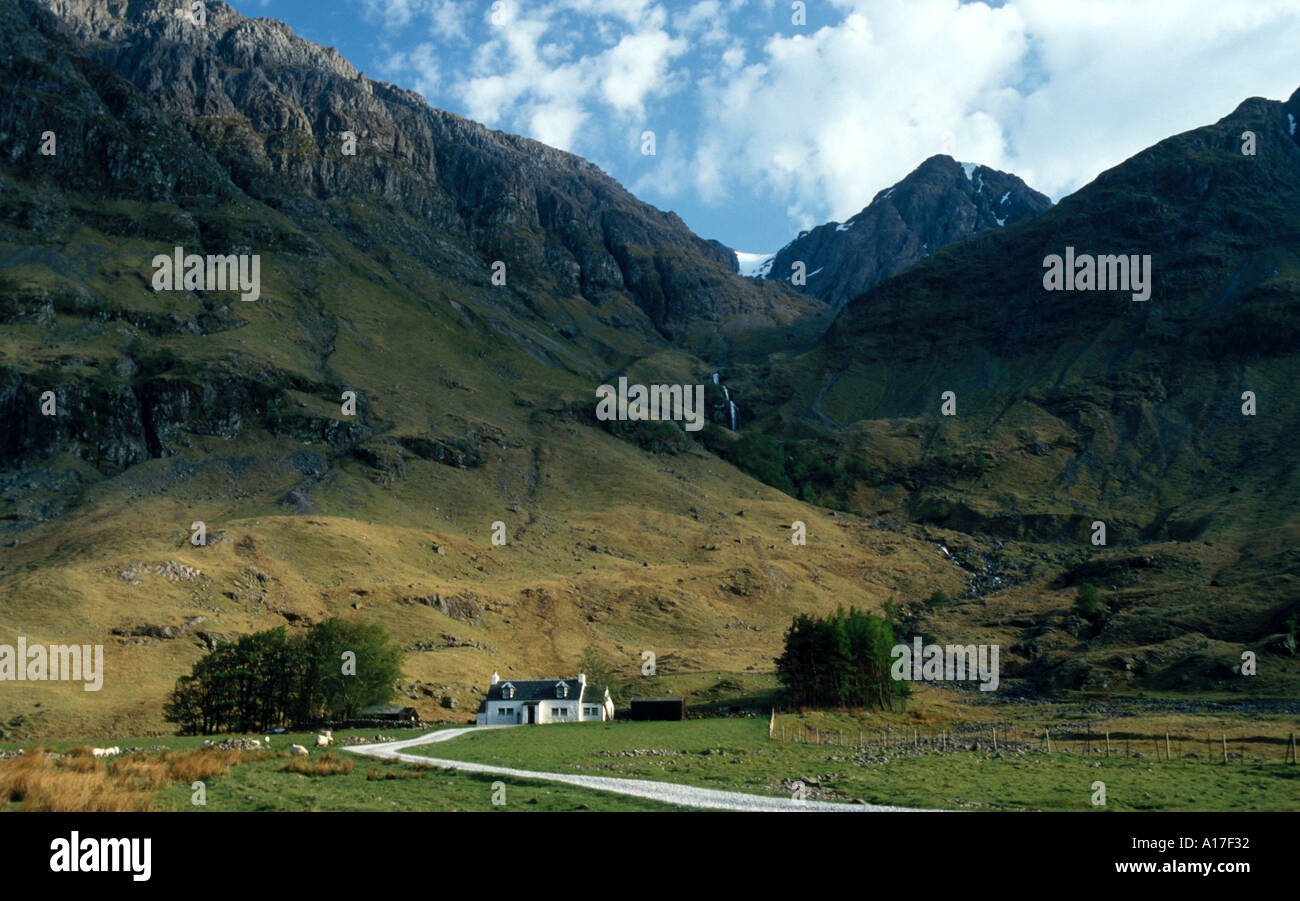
[153,755,679,812]
[3,713,1297,811]
[0,728,677,812]
[406,717,1300,811]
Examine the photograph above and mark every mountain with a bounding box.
[8,0,826,360]
[0,0,917,739]
[748,155,1051,310]
[733,87,1300,693]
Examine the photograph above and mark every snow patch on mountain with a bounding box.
[735,251,775,278]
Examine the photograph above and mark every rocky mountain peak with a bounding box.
[757,153,1051,310]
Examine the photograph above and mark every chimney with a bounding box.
[491,671,499,685]
[578,672,586,686]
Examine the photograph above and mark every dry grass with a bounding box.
[0,748,147,812]
[0,746,275,811]
[282,752,355,776]
[366,762,430,781]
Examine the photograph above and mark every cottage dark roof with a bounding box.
[484,678,594,703]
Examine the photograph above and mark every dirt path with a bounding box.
[342,727,924,812]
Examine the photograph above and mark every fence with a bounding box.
[773,721,1299,764]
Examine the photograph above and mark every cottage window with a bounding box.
[555,682,569,698]
[501,683,515,699]
[498,707,514,717]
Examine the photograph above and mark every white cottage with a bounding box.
[475,672,614,725]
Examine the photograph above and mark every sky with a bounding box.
[227,0,1300,255]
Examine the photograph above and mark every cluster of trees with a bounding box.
[698,426,876,506]
[775,606,908,710]
[163,618,403,734]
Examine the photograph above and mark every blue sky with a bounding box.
[228,0,1300,255]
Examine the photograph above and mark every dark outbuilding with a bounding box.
[628,697,687,721]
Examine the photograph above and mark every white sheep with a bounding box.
[91,746,120,758]
[315,730,333,747]
[289,743,309,756]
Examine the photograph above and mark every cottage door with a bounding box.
[526,704,536,724]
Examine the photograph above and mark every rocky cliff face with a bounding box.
[20,0,819,352]
[760,155,1051,310]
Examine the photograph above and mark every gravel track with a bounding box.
[342,726,925,812]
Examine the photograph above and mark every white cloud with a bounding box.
[678,0,1300,226]
[363,0,422,30]
[690,0,1027,223]
[366,0,1300,238]
[1005,0,1300,198]
[429,0,469,43]
[599,30,687,116]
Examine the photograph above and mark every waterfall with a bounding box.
[713,372,738,430]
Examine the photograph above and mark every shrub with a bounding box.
[283,752,355,777]
[1075,583,1106,620]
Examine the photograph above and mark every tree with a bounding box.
[575,646,623,702]
[1075,583,1106,620]
[776,607,905,711]
[164,618,403,733]
[298,618,403,722]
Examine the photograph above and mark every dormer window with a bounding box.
[555,681,568,699]
[501,682,515,700]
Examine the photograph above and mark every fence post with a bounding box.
[1165,733,1171,762]
[1045,728,1051,754]
[1222,734,1228,764]
[1290,732,1296,765]
[992,728,998,752]
[1105,730,1111,758]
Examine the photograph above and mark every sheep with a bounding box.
[289,743,309,756]
[314,730,333,747]
[91,746,121,758]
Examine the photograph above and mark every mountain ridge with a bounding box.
[747,154,1052,311]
